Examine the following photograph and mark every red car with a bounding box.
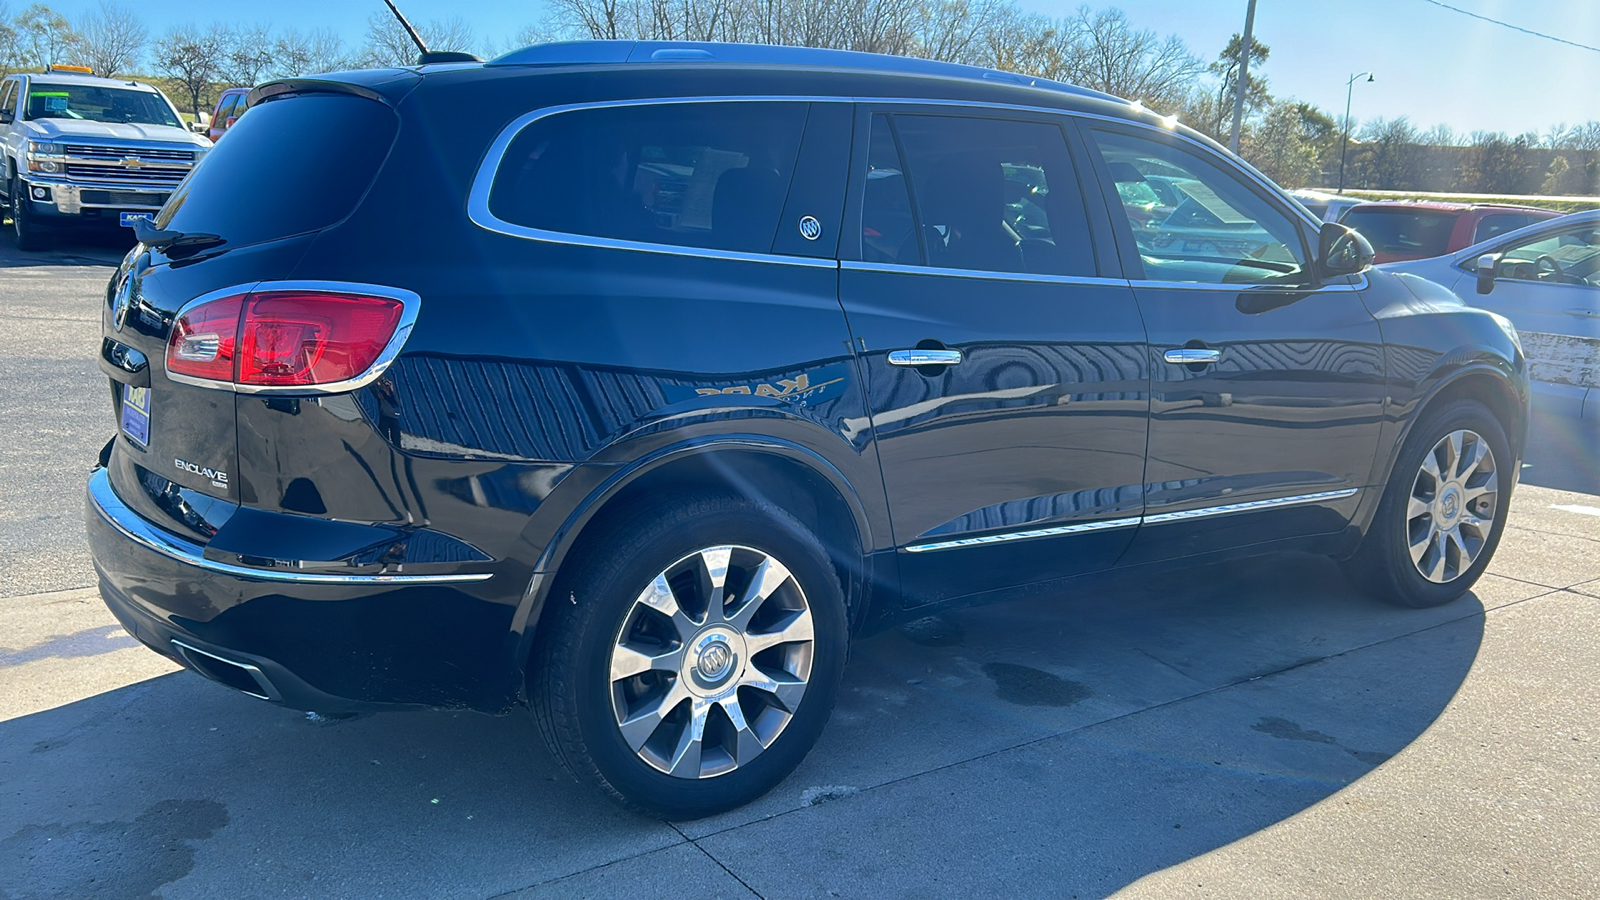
[204,87,250,142]
[1339,201,1559,264]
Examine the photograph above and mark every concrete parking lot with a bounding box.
[1,234,1597,898]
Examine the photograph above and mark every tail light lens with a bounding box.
[166,290,407,389]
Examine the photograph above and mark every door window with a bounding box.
[1474,214,1530,244]
[862,113,1096,277]
[0,81,13,123]
[1495,223,1600,286]
[489,102,808,255]
[1090,128,1310,285]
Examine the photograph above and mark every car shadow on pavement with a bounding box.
[0,553,1486,898]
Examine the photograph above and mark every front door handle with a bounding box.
[1163,348,1222,365]
[888,349,964,367]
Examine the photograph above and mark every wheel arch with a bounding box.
[1355,358,1529,537]
[506,436,879,700]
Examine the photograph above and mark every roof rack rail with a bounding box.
[485,40,1123,105]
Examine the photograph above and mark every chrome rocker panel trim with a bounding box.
[88,468,493,585]
[903,488,1361,553]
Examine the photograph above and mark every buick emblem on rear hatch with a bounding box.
[798,215,822,241]
[111,275,134,330]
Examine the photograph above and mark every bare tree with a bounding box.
[274,26,350,77]
[16,3,78,69]
[361,11,476,66]
[0,3,22,77]
[76,0,145,77]
[220,24,274,86]
[154,23,225,119]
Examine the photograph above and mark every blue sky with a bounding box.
[75,0,1600,136]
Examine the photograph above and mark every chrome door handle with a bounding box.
[1163,348,1222,365]
[888,349,964,366]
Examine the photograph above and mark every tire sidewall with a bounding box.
[555,498,848,818]
[1376,400,1513,607]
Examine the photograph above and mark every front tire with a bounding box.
[531,494,849,819]
[10,177,48,252]
[1345,399,1513,607]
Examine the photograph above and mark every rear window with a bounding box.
[1340,208,1456,258]
[488,102,808,254]
[156,93,396,249]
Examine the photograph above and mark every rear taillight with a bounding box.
[167,289,407,389]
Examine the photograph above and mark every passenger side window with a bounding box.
[860,115,918,265]
[1496,225,1600,286]
[489,102,808,255]
[861,113,1096,277]
[1089,128,1310,285]
[1474,214,1527,245]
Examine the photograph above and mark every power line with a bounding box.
[1419,0,1600,54]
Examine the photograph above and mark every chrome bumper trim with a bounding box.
[88,468,493,585]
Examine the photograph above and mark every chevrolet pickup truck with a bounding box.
[1,66,212,250]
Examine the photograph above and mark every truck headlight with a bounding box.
[26,141,65,174]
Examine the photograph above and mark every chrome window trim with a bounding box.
[467,94,1350,284]
[905,516,1141,553]
[163,280,421,396]
[1133,274,1370,292]
[89,469,493,585]
[841,259,1127,287]
[902,488,1361,553]
[1141,488,1360,524]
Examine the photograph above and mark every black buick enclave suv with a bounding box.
[88,41,1529,818]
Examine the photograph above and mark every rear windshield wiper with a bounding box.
[131,218,227,259]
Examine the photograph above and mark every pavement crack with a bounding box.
[672,823,767,899]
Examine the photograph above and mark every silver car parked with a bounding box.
[1382,209,1600,422]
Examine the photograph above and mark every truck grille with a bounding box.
[65,164,189,186]
[65,144,195,163]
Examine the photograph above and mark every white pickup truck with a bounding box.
[1,66,213,250]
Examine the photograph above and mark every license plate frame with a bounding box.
[120,384,150,448]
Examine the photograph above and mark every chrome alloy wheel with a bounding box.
[608,546,815,779]
[1407,429,1499,584]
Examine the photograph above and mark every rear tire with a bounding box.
[10,177,48,252]
[530,494,849,819]
[1344,399,1512,608]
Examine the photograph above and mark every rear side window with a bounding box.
[156,93,397,249]
[1340,208,1455,258]
[489,102,808,254]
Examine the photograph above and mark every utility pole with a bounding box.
[1228,0,1257,154]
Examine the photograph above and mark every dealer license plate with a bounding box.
[120,384,150,447]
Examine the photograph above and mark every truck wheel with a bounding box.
[1343,399,1512,608]
[531,494,849,819]
[10,178,48,252]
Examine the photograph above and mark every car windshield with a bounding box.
[24,83,179,127]
[1341,208,1456,258]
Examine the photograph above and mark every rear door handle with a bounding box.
[888,349,964,367]
[1163,348,1222,365]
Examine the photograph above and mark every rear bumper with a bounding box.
[86,466,519,712]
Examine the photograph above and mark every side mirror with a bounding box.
[224,116,237,129]
[1476,254,1499,295]
[1318,221,1374,278]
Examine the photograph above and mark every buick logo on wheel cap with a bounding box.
[697,641,733,680]
[798,215,822,241]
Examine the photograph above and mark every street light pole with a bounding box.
[1337,71,1374,194]
[1228,0,1258,154]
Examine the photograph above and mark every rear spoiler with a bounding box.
[248,72,420,108]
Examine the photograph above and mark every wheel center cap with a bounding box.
[1438,486,1463,525]
[685,628,744,693]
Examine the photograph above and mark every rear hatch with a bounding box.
[100,84,407,541]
